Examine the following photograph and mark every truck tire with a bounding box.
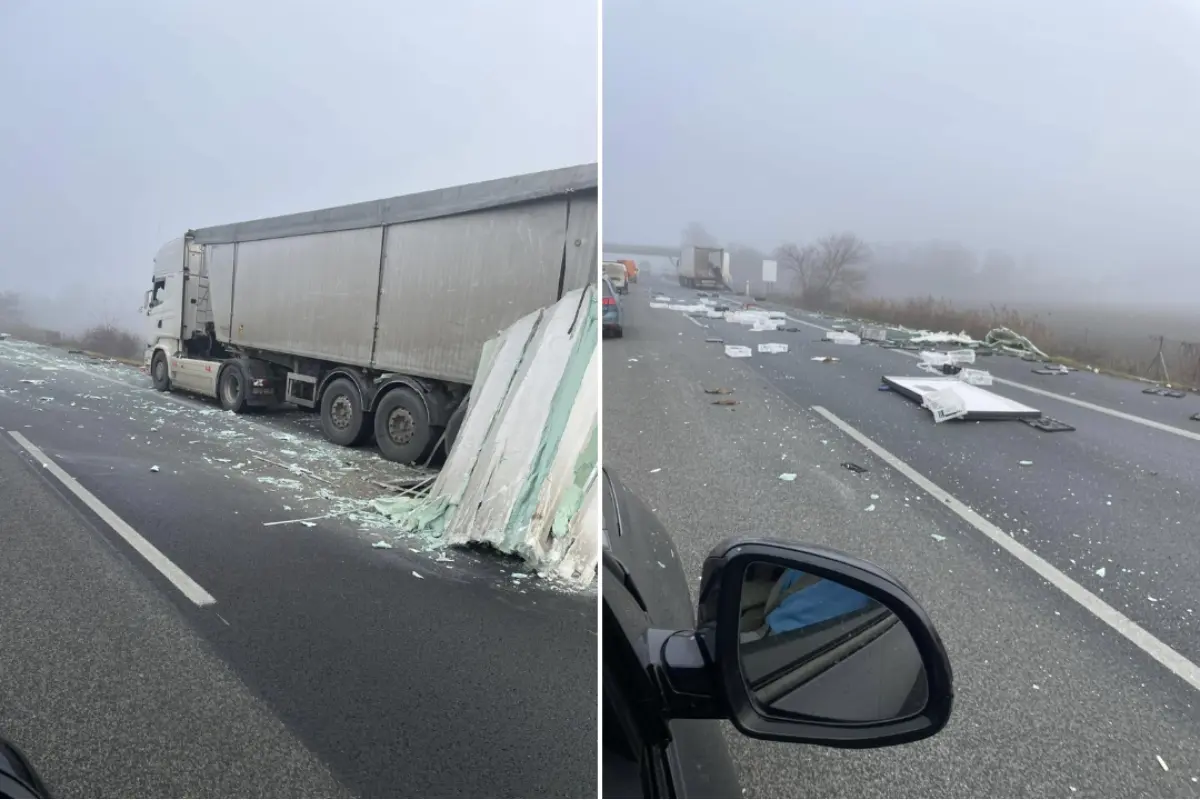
[320,377,372,447]
[373,386,432,464]
[218,363,247,413]
[151,352,170,392]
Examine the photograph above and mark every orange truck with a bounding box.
[618,258,638,283]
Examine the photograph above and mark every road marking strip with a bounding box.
[810,405,1200,694]
[7,431,217,607]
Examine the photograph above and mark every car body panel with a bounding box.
[602,468,742,797]
[602,278,624,334]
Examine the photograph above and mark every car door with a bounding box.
[602,469,742,798]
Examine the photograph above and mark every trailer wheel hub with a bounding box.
[330,395,354,430]
[386,408,415,445]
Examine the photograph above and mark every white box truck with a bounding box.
[143,164,597,464]
[678,245,730,289]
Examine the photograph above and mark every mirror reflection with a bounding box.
[737,561,929,723]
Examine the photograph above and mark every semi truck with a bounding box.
[143,164,597,464]
[678,245,731,289]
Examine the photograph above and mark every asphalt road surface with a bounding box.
[0,340,596,799]
[603,272,1200,799]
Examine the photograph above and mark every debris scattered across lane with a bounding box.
[841,462,868,474]
[778,473,796,481]
[704,387,735,394]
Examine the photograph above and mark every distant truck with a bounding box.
[143,164,597,464]
[678,245,731,289]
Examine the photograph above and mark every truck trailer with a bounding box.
[143,164,597,464]
[678,245,730,289]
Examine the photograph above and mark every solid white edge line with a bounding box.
[889,348,1200,442]
[809,405,1200,693]
[8,431,217,607]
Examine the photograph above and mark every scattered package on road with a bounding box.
[882,375,1042,422]
[824,331,862,345]
[956,367,994,386]
[757,343,789,354]
[725,345,752,358]
[859,326,889,342]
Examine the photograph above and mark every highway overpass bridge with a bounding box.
[602,243,679,258]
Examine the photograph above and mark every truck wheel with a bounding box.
[151,352,170,392]
[218,363,247,413]
[320,377,372,446]
[373,387,431,464]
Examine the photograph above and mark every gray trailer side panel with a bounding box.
[371,199,569,383]
[191,164,597,245]
[204,244,236,340]
[227,228,384,365]
[562,195,598,293]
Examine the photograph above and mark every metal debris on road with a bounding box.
[1096,566,1106,577]
[149,465,160,472]
[1143,387,1187,398]
[931,534,947,542]
[705,337,724,343]
[704,387,735,394]
[650,468,662,474]
[1191,413,1200,422]
[841,462,868,474]
[371,540,394,549]
[865,504,876,511]
[411,570,424,579]
[779,473,796,481]
[1156,755,1169,772]
[1019,460,1033,466]
[711,398,739,406]
[811,356,839,363]
[1024,416,1076,433]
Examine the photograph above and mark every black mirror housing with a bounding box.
[694,538,954,748]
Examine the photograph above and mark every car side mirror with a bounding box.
[648,538,953,749]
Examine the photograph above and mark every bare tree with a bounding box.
[772,233,869,308]
[0,291,23,324]
[810,233,870,307]
[681,222,718,248]
[774,242,819,291]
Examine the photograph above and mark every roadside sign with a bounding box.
[762,259,777,283]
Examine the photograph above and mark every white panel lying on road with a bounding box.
[757,343,788,354]
[883,375,1042,421]
[374,287,598,587]
[725,345,753,358]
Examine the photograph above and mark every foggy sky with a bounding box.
[0,0,596,332]
[603,0,1200,301]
